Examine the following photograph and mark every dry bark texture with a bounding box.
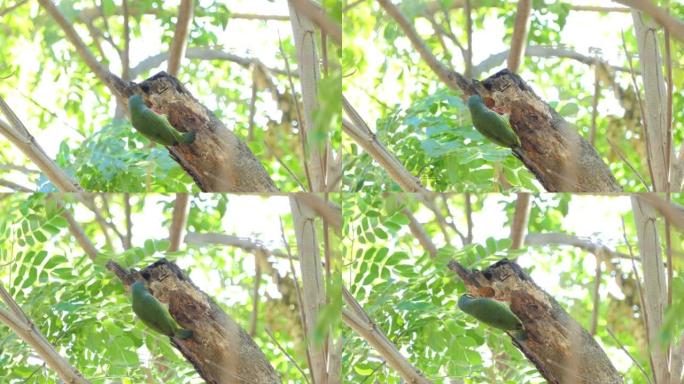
[456,69,621,192]
[135,259,281,384]
[449,259,622,384]
[133,72,278,192]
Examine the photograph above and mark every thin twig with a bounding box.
[264,141,307,191]
[264,327,311,384]
[621,30,655,190]
[279,217,314,384]
[607,327,653,384]
[122,0,130,80]
[277,32,312,192]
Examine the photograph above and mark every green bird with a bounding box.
[131,281,193,339]
[467,94,521,148]
[458,294,526,339]
[128,94,196,146]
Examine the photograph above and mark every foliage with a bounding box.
[342,0,684,192]
[344,88,538,192]
[0,194,313,383]
[343,193,676,383]
[0,0,317,192]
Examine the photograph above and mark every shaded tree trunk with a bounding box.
[109,259,281,384]
[451,69,621,192]
[449,259,622,384]
[132,72,278,192]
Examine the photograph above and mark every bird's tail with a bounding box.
[180,130,196,144]
[175,328,193,339]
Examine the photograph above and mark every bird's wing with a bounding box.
[136,294,176,336]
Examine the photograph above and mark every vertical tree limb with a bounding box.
[630,11,669,191]
[507,0,532,72]
[123,193,132,249]
[250,255,262,337]
[122,0,130,80]
[509,193,530,249]
[463,0,473,78]
[168,193,190,252]
[167,0,194,77]
[590,258,602,335]
[589,64,601,145]
[464,193,473,244]
[289,2,327,192]
[289,194,327,384]
[631,196,669,383]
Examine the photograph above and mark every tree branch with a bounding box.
[168,193,190,252]
[473,45,635,78]
[631,196,669,383]
[289,0,341,45]
[525,232,632,260]
[289,2,328,191]
[630,10,670,192]
[289,194,327,383]
[0,301,90,384]
[0,99,81,192]
[167,0,194,76]
[615,0,684,43]
[184,232,289,259]
[507,0,532,72]
[342,97,429,194]
[122,0,130,80]
[509,193,530,249]
[37,0,129,97]
[377,0,453,85]
[342,287,433,384]
[130,48,294,79]
[449,259,622,383]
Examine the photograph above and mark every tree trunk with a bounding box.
[453,69,621,192]
[119,259,281,384]
[449,259,622,384]
[133,72,278,192]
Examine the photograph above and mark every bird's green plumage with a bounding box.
[131,281,193,339]
[128,95,196,146]
[467,95,521,148]
[458,294,524,336]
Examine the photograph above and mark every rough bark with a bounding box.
[289,195,327,383]
[133,72,278,192]
[449,259,622,384]
[632,196,669,383]
[631,10,669,191]
[131,259,281,384]
[454,69,621,192]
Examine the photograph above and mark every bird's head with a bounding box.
[467,94,483,109]
[131,281,147,294]
[128,94,145,109]
[458,294,475,308]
